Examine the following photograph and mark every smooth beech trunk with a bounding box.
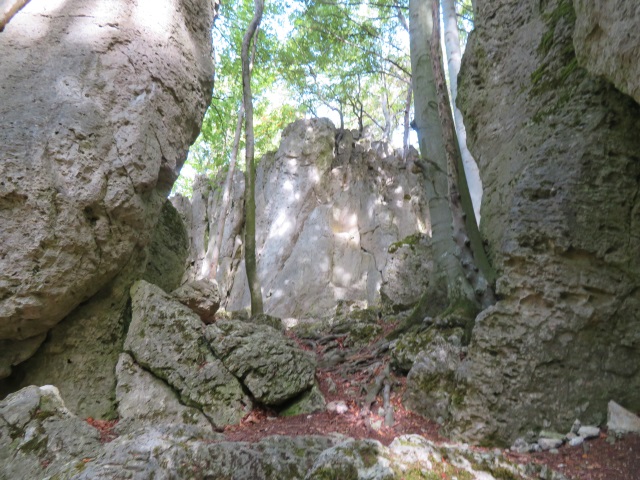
[241,0,264,315]
[409,0,479,312]
[442,0,483,224]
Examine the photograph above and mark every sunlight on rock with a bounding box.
[135,0,172,36]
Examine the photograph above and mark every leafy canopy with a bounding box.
[173,0,474,196]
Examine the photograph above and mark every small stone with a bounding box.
[570,419,581,434]
[607,400,640,435]
[565,432,578,441]
[370,418,383,430]
[539,430,565,441]
[327,401,349,414]
[549,448,560,455]
[569,436,584,447]
[510,437,528,453]
[577,425,600,439]
[539,438,563,451]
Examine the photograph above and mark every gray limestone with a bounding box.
[607,400,640,435]
[205,319,316,405]
[125,281,251,428]
[573,0,640,105]
[440,0,640,443]
[0,0,215,375]
[114,353,211,432]
[142,200,189,293]
[172,278,221,324]
[177,119,433,319]
[403,337,462,424]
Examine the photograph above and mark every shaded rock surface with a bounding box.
[0,0,215,375]
[142,200,189,293]
[174,119,433,318]
[1,385,561,480]
[1,252,146,419]
[205,320,316,405]
[114,352,211,432]
[440,0,640,443]
[403,337,462,425]
[125,280,251,428]
[1,200,189,418]
[0,385,101,480]
[573,0,640,105]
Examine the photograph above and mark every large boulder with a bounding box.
[0,0,215,376]
[0,385,101,480]
[2,199,189,418]
[573,0,640,105]
[125,281,252,428]
[441,0,640,443]
[114,352,211,432]
[175,119,433,318]
[205,320,316,405]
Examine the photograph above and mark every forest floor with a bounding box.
[220,326,640,480]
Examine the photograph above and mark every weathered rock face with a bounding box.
[573,0,640,105]
[445,0,640,443]
[1,384,555,480]
[1,200,188,419]
[125,281,252,428]
[142,200,189,293]
[205,320,316,406]
[172,278,221,323]
[115,352,211,432]
[0,0,215,375]
[175,118,433,318]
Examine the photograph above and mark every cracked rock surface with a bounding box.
[125,281,252,429]
[205,320,316,406]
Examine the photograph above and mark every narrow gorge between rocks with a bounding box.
[1,0,639,479]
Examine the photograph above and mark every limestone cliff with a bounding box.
[175,118,434,318]
[440,0,640,444]
[0,0,215,409]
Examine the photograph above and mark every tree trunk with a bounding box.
[0,0,30,31]
[241,0,264,315]
[442,0,483,224]
[409,0,477,315]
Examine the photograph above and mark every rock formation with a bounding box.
[418,0,640,444]
[573,0,640,105]
[174,118,434,318]
[0,385,553,479]
[0,0,215,380]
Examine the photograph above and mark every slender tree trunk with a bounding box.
[442,0,483,224]
[433,1,496,306]
[409,0,477,313]
[0,0,30,31]
[241,0,264,315]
